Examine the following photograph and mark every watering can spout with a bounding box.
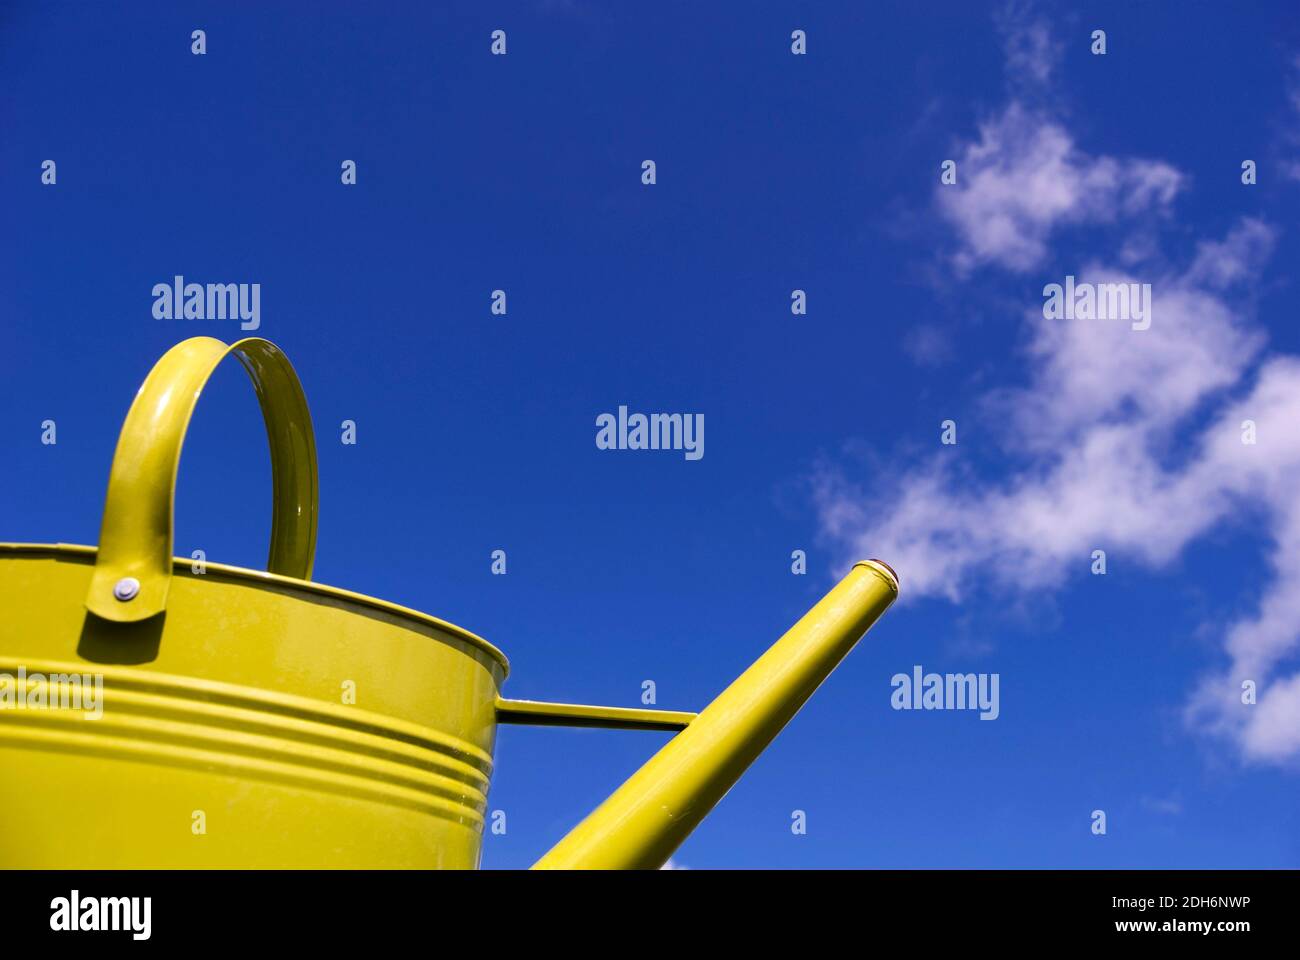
[533,559,899,870]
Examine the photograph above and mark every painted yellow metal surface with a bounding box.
[0,337,897,869]
[0,544,502,868]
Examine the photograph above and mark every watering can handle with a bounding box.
[85,337,318,623]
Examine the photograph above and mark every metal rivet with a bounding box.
[113,577,140,601]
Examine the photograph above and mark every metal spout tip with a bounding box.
[857,558,899,592]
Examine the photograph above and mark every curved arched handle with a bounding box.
[85,337,318,623]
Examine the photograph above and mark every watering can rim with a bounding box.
[0,541,511,674]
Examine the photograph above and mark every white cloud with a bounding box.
[817,10,1300,765]
[938,103,1183,274]
[996,2,1059,91]
[817,219,1278,601]
[942,4,1182,275]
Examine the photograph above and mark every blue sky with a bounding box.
[3,1,1300,868]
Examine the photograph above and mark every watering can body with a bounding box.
[0,337,898,869]
[0,544,505,868]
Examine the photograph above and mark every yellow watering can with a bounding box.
[0,337,898,869]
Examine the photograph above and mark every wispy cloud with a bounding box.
[1140,795,1183,816]
[996,1,1060,92]
[816,6,1300,765]
[939,102,1182,275]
